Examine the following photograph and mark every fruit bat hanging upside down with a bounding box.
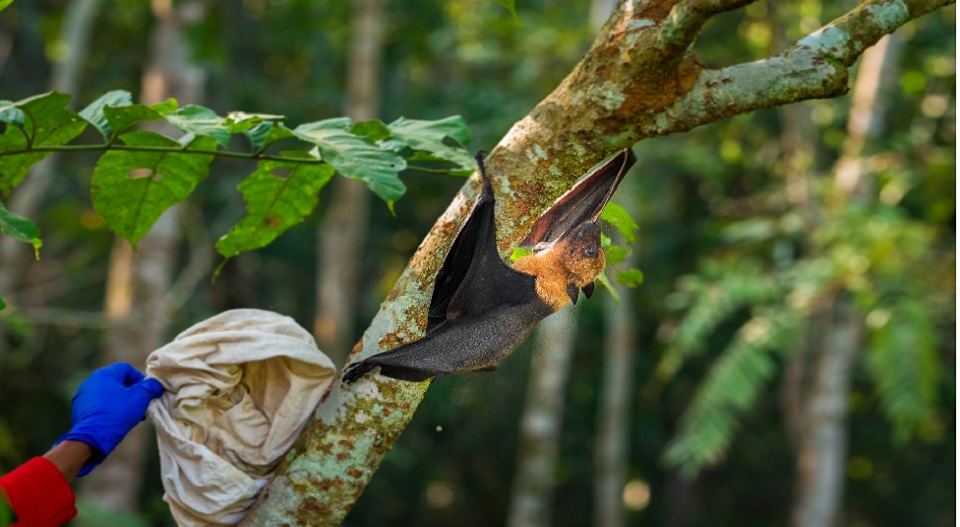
[343,148,636,384]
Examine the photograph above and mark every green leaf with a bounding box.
[103,104,167,136]
[493,0,520,23]
[164,105,231,148]
[216,154,334,262]
[605,244,629,266]
[616,268,644,287]
[244,121,296,152]
[597,270,620,303]
[0,92,87,195]
[600,202,638,243]
[0,0,13,12]
[0,295,5,311]
[0,200,42,258]
[79,90,133,138]
[384,116,474,171]
[293,118,407,204]
[91,131,216,247]
[350,120,391,142]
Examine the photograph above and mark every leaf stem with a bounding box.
[0,143,469,175]
[0,143,324,164]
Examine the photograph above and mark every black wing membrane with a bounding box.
[426,152,537,335]
[520,148,636,249]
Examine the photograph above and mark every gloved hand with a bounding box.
[56,363,165,476]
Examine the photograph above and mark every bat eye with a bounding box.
[583,246,598,258]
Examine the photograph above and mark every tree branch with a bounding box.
[241,0,953,524]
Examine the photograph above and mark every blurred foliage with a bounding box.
[0,1,954,527]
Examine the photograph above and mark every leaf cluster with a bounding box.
[0,90,475,269]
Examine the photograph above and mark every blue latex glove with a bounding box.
[57,363,164,476]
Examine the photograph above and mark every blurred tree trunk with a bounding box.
[240,2,948,524]
[0,0,100,340]
[787,35,901,527]
[78,0,205,513]
[594,250,638,527]
[314,0,383,366]
[507,307,577,527]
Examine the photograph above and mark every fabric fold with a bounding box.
[147,309,335,526]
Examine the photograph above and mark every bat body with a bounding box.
[343,149,636,383]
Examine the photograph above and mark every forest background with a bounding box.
[0,0,954,526]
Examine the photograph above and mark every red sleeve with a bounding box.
[0,457,77,527]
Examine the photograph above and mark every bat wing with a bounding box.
[520,148,636,249]
[427,152,537,335]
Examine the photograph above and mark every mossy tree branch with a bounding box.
[240,0,954,524]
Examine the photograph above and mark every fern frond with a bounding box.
[866,299,940,441]
[656,260,783,382]
[663,307,801,476]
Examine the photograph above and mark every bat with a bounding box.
[343,148,636,383]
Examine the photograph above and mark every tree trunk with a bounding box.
[78,0,205,512]
[507,307,578,527]
[594,250,638,527]
[315,0,384,366]
[788,34,901,527]
[240,2,948,524]
[0,0,101,319]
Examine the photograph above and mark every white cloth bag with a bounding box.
[146,309,336,526]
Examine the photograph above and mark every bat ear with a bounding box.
[566,283,580,305]
[582,282,595,299]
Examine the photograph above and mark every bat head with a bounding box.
[559,219,606,284]
[511,149,635,309]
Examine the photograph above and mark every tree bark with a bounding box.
[789,33,902,527]
[240,2,950,524]
[594,250,639,527]
[507,307,578,527]
[314,0,383,366]
[78,0,205,512]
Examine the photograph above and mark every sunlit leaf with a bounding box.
[293,118,407,205]
[216,153,335,262]
[79,90,133,138]
[91,131,216,247]
[600,202,638,243]
[510,247,533,262]
[0,0,13,12]
[0,200,42,258]
[165,105,231,148]
[226,111,285,133]
[0,92,86,195]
